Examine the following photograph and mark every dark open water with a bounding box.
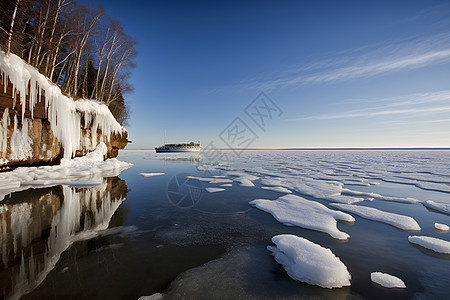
[1,150,449,299]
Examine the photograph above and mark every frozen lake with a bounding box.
[1,150,450,299]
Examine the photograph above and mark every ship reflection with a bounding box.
[0,177,128,300]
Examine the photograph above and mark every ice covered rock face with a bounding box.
[267,234,351,288]
[0,51,127,167]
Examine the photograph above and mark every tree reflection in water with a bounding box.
[0,177,128,300]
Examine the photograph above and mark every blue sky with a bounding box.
[82,0,450,148]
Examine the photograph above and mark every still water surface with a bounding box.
[1,150,449,299]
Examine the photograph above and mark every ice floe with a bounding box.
[225,171,259,187]
[186,176,233,184]
[370,272,406,288]
[250,194,354,240]
[341,189,419,204]
[434,223,449,231]
[139,293,164,300]
[330,203,421,231]
[260,177,363,204]
[267,234,351,288]
[0,143,132,201]
[261,186,292,193]
[423,200,450,215]
[205,188,225,193]
[139,173,165,177]
[408,235,450,254]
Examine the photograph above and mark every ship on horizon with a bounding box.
[155,141,202,152]
[155,131,201,152]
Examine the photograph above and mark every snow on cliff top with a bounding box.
[0,50,125,159]
[268,234,351,288]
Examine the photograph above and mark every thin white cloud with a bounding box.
[382,118,450,125]
[213,32,450,93]
[301,49,450,85]
[340,90,450,106]
[290,106,450,121]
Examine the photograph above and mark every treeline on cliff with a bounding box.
[0,0,136,125]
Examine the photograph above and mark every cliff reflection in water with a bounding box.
[0,177,128,300]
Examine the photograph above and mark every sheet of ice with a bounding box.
[341,188,419,204]
[261,186,292,193]
[330,203,421,231]
[434,223,449,231]
[220,183,232,187]
[205,188,225,193]
[0,51,125,159]
[250,194,354,240]
[139,173,165,177]
[415,182,450,193]
[408,235,450,254]
[423,200,450,215]
[370,272,406,288]
[139,294,164,300]
[267,234,351,288]
[260,177,364,204]
[225,171,259,187]
[0,143,132,200]
[186,176,232,184]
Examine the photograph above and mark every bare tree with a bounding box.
[6,0,20,54]
[0,0,135,124]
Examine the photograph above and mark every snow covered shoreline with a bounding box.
[0,143,133,201]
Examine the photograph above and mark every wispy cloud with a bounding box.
[290,105,450,121]
[291,89,450,121]
[214,32,450,93]
[381,118,450,125]
[340,90,450,106]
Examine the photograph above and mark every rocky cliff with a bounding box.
[0,51,128,168]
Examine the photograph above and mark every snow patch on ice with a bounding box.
[186,176,232,184]
[250,194,354,240]
[138,293,164,300]
[408,235,450,254]
[423,200,450,215]
[370,272,406,288]
[261,186,292,193]
[225,171,259,187]
[205,187,225,193]
[139,173,165,177]
[268,234,351,288]
[330,203,421,231]
[260,177,363,204]
[435,223,449,231]
[341,188,419,204]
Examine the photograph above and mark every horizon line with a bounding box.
[123,147,450,151]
